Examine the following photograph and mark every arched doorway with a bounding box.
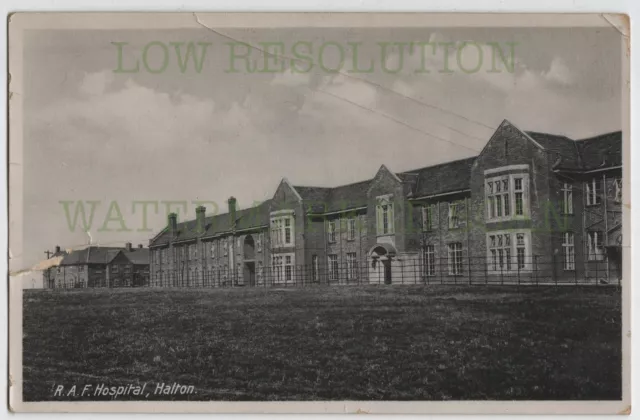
[243,235,256,287]
[369,244,396,285]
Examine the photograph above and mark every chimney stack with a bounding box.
[168,213,178,236]
[228,197,237,230]
[55,245,61,253]
[125,242,133,252]
[196,206,206,233]
[138,244,143,249]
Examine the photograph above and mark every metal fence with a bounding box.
[145,255,620,289]
[43,255,620,289]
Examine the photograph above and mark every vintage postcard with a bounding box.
[8,12,630,414]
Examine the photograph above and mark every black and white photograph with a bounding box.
[8,13,630,414]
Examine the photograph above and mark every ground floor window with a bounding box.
[423,245,435,276]
[486,230,531,273]
[563,232,575,270]
[587,231,604,261]
[347,253,357,280]
[311,255,319,282]
[272,253,295,284]
[328,254,338,282]
[447,243,463,275]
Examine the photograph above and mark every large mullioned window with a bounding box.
[486,231,531,273]
[270,212,295,248]
[485,172,529,221]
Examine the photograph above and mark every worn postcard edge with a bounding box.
[6,12,631,414]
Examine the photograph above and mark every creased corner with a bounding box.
[617,405,631,415]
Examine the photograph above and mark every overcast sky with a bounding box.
[22,26,622,268]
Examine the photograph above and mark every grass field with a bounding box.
[22,286,621,401]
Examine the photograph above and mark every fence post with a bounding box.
[534,256,538,286]
[485,256,488,285]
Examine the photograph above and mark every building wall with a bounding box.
[148,127,621,287]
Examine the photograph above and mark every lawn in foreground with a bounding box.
[23,286,621,401]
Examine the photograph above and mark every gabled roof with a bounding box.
[576,131,622,170]
[400,157,477,198]
[60,246,129,266]
[148,123,621,245]
[59,245,151,266]
[295,179,372,213]
[525,130,622,171]
[123,248,150,265]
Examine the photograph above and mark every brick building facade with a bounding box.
[148,120,623,287]
[45,243,150,288]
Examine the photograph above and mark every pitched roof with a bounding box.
[400,157,477,198]
[60,246,129,266]
[525,131,582,170]
[148,127,621,246]
[123,248,150,265]
[152,200,272,246]
[525,130,622,171]
[576,131,622,170]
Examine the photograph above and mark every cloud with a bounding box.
[542,57,574,85]
[79,70,114,96]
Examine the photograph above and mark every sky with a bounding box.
[21,26,623,269]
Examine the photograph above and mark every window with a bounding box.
[486,173,529,220]
[272,255,282,283]
[327,220,337,243]
[614,178,622,204]
[285,255,293,282]
[124,265,131,274]
[514,178,523,216]
[257,233,263,252]
[488,233,511,272]
[223,239,228,256]
[447,243,463,275]
[561,183,573,214]
[347,253,357,280]
[210,242,216,259]
[272,253,294,284]
[448,202,460,229]
[78,265,85,272]
[376,196,394,235]
[486,231,531,273]
[422,205,434,231]
[423,245,435,277]
[312,255,319,282]
[587,231,604,261]
[585,178,602,206]
[112,265,119,274]
[328,254,338,282]
[516,234,526,270]
[347,217,356,240]
[270,213,295,248]
[563,232,575,270]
